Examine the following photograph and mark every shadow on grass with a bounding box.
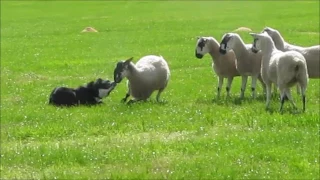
[265,105,305,115]
[195,94,267,106]
[124,99,169,106]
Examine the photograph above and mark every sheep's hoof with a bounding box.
[157,100,167,105]
[127,99,136,105]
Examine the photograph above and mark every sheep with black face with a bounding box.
[219,33,266,99]
[114,55,170,104]
[195,36,240,98]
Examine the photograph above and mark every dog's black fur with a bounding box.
[49,78,116,107]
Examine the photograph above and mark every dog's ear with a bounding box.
[86,81,95,88]
[96,78,103,84]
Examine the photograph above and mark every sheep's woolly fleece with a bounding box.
[233,27,252,32]
[81,27,98,33]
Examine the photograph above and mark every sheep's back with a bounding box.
[137,55,169,78]
[129,55,170,99]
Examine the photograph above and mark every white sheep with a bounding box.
[113,55,170,104]
[250,32,309,112]
[219,32,265,99]
[262,27,320,79]
[195,36,240,97]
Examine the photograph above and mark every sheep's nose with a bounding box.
[251,48,259,53]
[195,52,203,59]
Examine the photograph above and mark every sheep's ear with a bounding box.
[264,27,270,31]
[249,33,257,37]
[124,57,133,67]
[125,57,133,62]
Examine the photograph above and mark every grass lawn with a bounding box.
[1,1,319,179]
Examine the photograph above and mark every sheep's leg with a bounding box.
[121,92,130,103]
[251,76,258,99]
[279,89,287,112]
[226,77,233,97]
[217,76,224,98]
[299,84,307,112]
[240,75,248,99]
[258,75,266,96]
[285,89,297,110]
[265,83,272,110]
[272,83,278,97]
[156,88,164,102]
[296,84,301,95]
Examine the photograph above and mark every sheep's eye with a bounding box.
[198,40,206,50]
[253,38,259,48]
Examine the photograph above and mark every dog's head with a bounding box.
[86,78,117,98]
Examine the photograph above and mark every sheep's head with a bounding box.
[219,33,238,55]
[195,37,211,59]
[261,27,278,38]
[249,32,270,53]
[113,57,133,83]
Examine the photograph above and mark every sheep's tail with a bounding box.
[278,56,308,88]
[294,58,309,86]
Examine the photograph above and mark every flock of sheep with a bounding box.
[49,27,319,112]
[195,27,319,111]
[114,27,319,112]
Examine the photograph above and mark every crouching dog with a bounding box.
[49,78,116,106]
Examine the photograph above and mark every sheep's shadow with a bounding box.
[124,99,169,106]
[195,91,284,106]
[266,106,305,115]
[195,96,234,106]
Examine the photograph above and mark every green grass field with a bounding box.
[1,1,319,179]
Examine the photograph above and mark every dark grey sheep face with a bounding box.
[113,57,133,83]
[219,33,232,55]
[114,61,126,83]
[195,37,208,59]
[251,38,260,53]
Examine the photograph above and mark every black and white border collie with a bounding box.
[49,78,116,106]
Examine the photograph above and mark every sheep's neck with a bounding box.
[126,63,141,81]
[231,38,248,57]
[272,33,303,51]
[261,41,277,65]
[207,39,220,62]
[272,32,286,51]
